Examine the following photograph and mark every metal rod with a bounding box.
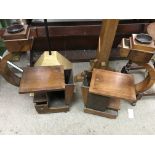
[44,19,52,55]
[0,56,23,73]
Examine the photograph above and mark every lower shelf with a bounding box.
[34,91,70,114]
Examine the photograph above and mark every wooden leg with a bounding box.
[121,60,132,74]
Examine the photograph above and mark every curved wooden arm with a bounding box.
[135,63,155,94]
[0,53,21,87]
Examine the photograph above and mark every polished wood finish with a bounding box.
[0,53,21,86]
[131,34,155,52]
[120,37,155,63]
[19,66,65,94]
[3,25,29,40]
[3,26,33,53]
[81,71,121,119]
[120,34,155,64]
[89,69,136,101]
[32,69,74,114]
[120,29,155,102]
[135,63,155,94]
[79,20,128,118]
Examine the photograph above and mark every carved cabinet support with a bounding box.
[135,63,155,94]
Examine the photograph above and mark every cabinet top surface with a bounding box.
[89,69,136,101]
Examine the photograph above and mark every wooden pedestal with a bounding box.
[120,33,155,101]
[81,69,136,119]
[3,25,29,40]
[3,25,33,52]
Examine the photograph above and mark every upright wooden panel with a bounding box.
[65,84,74,105]
[95,19,119,68]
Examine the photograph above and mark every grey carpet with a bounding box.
[0,53,155,134]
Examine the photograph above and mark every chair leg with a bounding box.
[121,60,132,74]
[130,93,143,106]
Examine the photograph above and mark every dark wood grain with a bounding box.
[29,22,150,54]
[1,21,152,62]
